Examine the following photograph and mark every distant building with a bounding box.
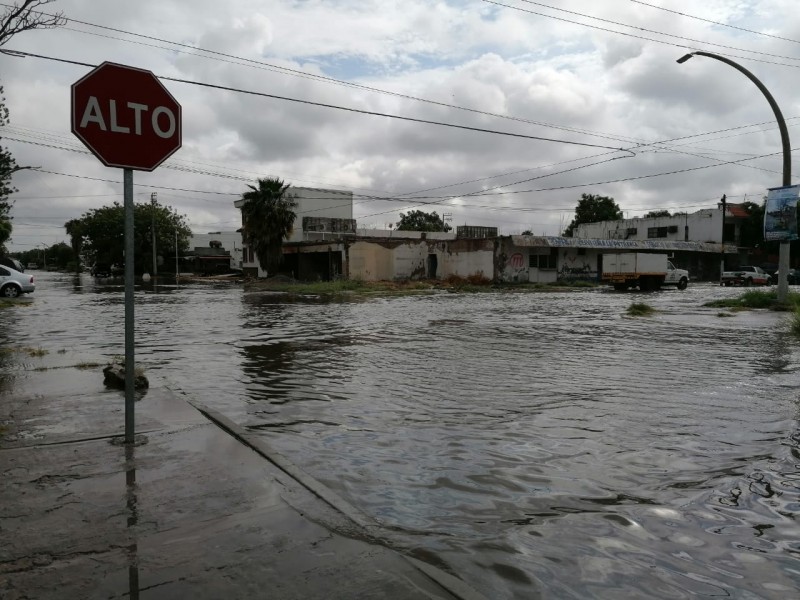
[572,204,752,247]
[232,187,745,282]
[189,231,243,271]
[234,187,355,279]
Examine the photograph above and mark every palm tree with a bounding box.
[240,177,297,275]
[64,218,85,273]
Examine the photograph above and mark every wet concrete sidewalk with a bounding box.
[0,372,485,599]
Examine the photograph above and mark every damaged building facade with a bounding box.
[234,187,734,282]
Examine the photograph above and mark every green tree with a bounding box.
[0,86,18,253]
[65,218,86,273]
[738,200,765,249]
[47,241,74,270]
[396,210,451,232]
[0,3,66,252]
[239,177,297,274]
[65,200,192,273]
[563,194,623,237]
[643,210,671,218]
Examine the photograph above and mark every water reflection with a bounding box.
[125,442,139,600]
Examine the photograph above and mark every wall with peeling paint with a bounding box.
[439,239,494,280]
[348,238,494,281]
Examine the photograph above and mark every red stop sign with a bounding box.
[71,62,182,171]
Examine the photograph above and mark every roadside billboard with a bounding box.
[764,184,800,241]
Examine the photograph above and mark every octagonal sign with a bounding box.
[71,62,181,171]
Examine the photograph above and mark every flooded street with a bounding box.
[2,272,799,599]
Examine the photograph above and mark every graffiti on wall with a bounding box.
[505,252,527,282]
[559,253,595,280]
[508,253,524,269]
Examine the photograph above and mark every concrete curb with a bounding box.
[184,397,488,600]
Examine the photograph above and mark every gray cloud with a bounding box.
[1,0,797,250]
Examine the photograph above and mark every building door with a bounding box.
[427,254,438,279]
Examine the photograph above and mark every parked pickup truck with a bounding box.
[720,266,770,287]
[602,253,689,291]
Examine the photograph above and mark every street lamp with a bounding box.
[677,51,792,301]
[39,243,48,269]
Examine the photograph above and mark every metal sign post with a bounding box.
[124,169,135,443]
[71,62,182,444]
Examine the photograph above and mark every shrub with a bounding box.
[626,302,655,316]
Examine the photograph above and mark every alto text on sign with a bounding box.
[71,62,181,171]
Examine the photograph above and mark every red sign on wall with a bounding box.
[71,62,181,171]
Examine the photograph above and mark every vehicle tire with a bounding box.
[744,278,752,287]
[677,277,688,290]
[1,284,20,298]
[640,277,656,292]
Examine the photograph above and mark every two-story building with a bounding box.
[234,187,356,280]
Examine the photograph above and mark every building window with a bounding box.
[627,227,637,236]
[529,249,557,269]
[647,227,669,238]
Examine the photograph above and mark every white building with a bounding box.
[573,208,723,243]
[234,187,355,277]
[572,204,755,248]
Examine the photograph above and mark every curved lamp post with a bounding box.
[677,51,792,301]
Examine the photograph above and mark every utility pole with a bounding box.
[720,194,726,279]
[151,192,158,277]
[175,229,179,282]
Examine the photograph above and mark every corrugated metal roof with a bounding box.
[508,235,736,253]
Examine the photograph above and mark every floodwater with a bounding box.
[2,272,799,599]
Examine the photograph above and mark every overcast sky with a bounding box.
[2,0,799,253]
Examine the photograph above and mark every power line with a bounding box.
[0,1,692,146]
[509,0,800,62]
[7,104,793,205]
[630,0,800,46]
[355,147,793,220]
[2,49,633,153]
[481,0,800,69]
[11,135,793,209]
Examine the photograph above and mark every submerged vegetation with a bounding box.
[626,302,656,316]
[704,290,800,311]
[705,290,800,336]
[245,276,599,297]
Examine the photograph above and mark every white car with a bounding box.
[0,265,35,297]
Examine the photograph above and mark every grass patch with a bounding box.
[704,290,800,311]
[790,311,800,335]
[247,278,436,296]
[556,279,599,288]
[75,361,103,370]
[627,302,656,316]
[22,347,48,357]
[246,276,601,297]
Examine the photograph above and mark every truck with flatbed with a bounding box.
[720,266,770,287]
[601,253,689,291]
